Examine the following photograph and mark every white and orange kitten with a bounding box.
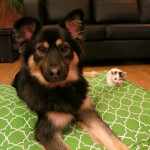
[106,68,127,87]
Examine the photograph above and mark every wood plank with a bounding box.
[0,59,21,84]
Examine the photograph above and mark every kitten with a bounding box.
[106,68,127,87]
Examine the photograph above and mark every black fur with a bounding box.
[13,10,88,150]
[13,70,88,115]
[13,10,129,150]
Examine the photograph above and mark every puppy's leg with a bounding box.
[77,97,129,150]
[35,112,74,150]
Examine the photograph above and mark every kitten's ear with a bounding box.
[61,9,84,40]
[111,71,114,75]
[14,17,41,43]
[123,72,127,78]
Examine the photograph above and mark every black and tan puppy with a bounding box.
[13,10,129,150]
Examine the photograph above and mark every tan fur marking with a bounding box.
[43,41,49,48]
[65,52,79,81]
[78,123,129,150]
[80,96,94,110]
[78,120,129,150]
[77,96,130,150]
[56,39,63,46]
[28,55,49,85]
[28,52,79,88]
[47,112,74,128]
[92,121,129,150]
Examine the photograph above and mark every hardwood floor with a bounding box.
[0,59,21,84]
[83,63,150,90]
[0,59,150,90]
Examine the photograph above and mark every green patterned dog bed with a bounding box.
[0,71,150,150]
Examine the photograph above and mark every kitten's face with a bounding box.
[111,71,126,85]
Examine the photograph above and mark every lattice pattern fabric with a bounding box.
[0,71,150,150]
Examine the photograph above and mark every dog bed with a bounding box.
[0,71,149,150]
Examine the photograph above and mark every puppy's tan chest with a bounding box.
[47,112,74,128]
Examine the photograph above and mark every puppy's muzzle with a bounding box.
[45,64,68,83]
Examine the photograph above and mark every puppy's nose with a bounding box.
[49,68,61,77]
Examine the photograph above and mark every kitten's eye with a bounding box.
[59,43,70,55]
[114,78,117,80]
[36,44,47,54]
[119,79,122,81]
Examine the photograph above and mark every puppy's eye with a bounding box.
[59,43,70,55]
[36,44,47,54]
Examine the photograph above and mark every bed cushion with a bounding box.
[0,71,149,150]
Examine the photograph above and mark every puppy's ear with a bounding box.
[61,9,84,40]
[14,17,41,43]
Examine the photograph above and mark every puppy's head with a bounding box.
[14,10,84,86]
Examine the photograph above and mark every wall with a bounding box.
[0,1,22,28]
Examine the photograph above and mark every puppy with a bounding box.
[13,10,129,150]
